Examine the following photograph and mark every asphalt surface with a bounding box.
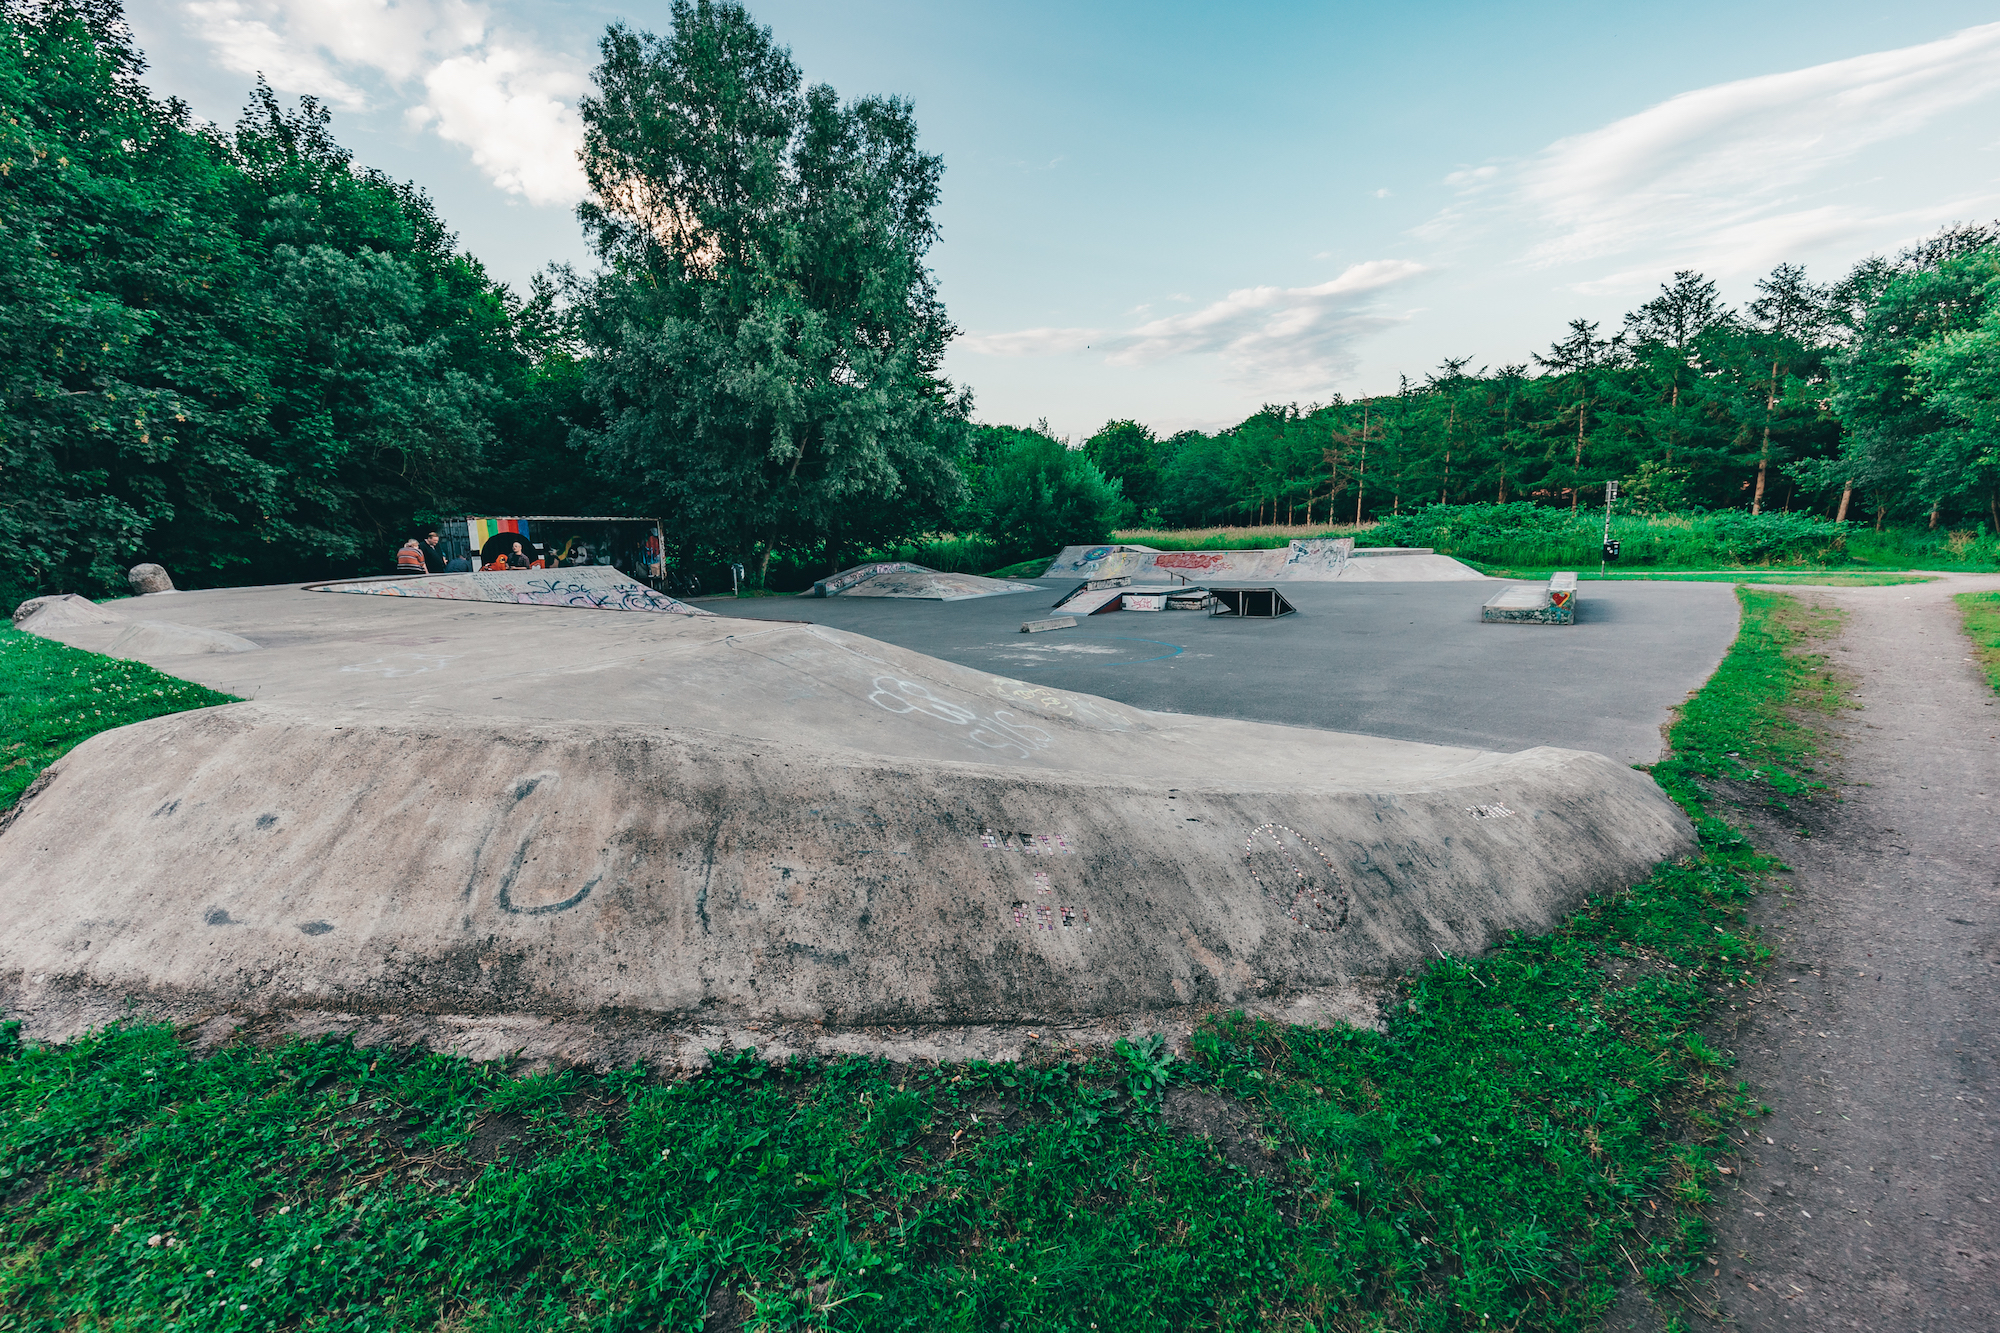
[704,576,1742,765]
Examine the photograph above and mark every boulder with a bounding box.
[127,563,175,595]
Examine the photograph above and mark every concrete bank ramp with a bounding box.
[811,562,1038,600]
[1,583,1690,1067]
[309,567,710,615]
[1044,540,1483,583]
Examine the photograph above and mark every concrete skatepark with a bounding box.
[0,556,1727,1066]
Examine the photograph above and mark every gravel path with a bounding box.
[1661,573,2000,1331]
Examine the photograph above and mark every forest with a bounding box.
[4,0,1998,607]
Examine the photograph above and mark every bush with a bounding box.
[972,431,1127,564]
[1362,503,1852,568]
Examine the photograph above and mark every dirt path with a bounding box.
[1671,572,2000,1331]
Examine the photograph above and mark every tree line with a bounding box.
[1082,239,2000,538]
[5,0,1996,608]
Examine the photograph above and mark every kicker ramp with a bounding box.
[2,583,1688,1065]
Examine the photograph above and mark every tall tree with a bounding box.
[574,0,968,581]
[1744,262,1830,514]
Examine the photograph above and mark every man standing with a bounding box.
[421,529,449,574]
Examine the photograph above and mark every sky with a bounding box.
[126,1,2000,440]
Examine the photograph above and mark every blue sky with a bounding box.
[128,1,2000,439]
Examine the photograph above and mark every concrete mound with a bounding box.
[12,594,123,631]
[811,562,1038,600]
[1,582,1692,1066]
[106,620,260,657]
[309,566,710,615]
[1045,540,1484,583]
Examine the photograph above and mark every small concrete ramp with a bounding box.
[812,562,1037,601]
[308,567,711,615]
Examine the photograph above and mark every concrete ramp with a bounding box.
[309,567,710,615]
[811,562,1037,601]
[1042,540,1482,583]
[2,582,1690,1066]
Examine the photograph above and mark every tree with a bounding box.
[1744,263,1831,514]
[574,0,968,584]
[970,426,1125,562]
[1532,320,1620,511]
[1082,419,1162,519]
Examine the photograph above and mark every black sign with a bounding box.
[1602,540,1621,561]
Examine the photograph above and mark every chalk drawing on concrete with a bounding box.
[1466,804,1515,819]
[866,675,1055,759]
[1245,822,1350,933]
[986,679,1136,730]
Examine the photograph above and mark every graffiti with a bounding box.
[1154,551,1228,570]
[339,653,457,678]
[980,829,1075,854]
[1010,899,1091,932]
[1466,804,1515,819]
[310,568,711,617]
[1245,822,1350,933]
[866,675,1055,759]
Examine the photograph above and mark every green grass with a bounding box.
[0,624,238,813]
[1955,591,2000,693]
[1465,566,1933,587]
[0,591,1847,1331]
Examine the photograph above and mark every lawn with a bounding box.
[1956,591,2000,693]
[0,623,237,813]
[0,591,1845,1331]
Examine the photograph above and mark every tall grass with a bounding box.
[1113,523,1371,551]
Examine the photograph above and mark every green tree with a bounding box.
[1082,419,1162,519]
[970,426,1126,562]
[574,0,968,584]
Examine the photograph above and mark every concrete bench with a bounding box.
[1482,571,1578,625]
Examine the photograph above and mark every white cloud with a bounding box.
[180,0,587,206]
[955,327,1102,357]
[1441,21,2000,282]
[1105,259,1429,389]
[956,260,1428,391]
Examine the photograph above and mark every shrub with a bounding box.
[972,432,1127,564]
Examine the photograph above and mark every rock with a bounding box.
[12,594,124,632]
[127,564,175,595]
[105,620,259,657]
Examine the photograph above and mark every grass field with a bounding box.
[0,592,1845,1331]
[0,624,237,813]
[1956,591,2000,693]
[1465,566,1935,587]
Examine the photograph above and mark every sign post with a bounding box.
[1600,480,1619,577]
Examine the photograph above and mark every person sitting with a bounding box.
[396,539,426,572]
[443,551,474,573]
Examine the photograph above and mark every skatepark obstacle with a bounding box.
[2,581,1689,1067]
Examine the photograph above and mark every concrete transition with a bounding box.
[309,566,711,616]
[1044,539,1485,583]
[127,563,174,595]
[811,562,1039,601]
[0,582,1693,1067]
